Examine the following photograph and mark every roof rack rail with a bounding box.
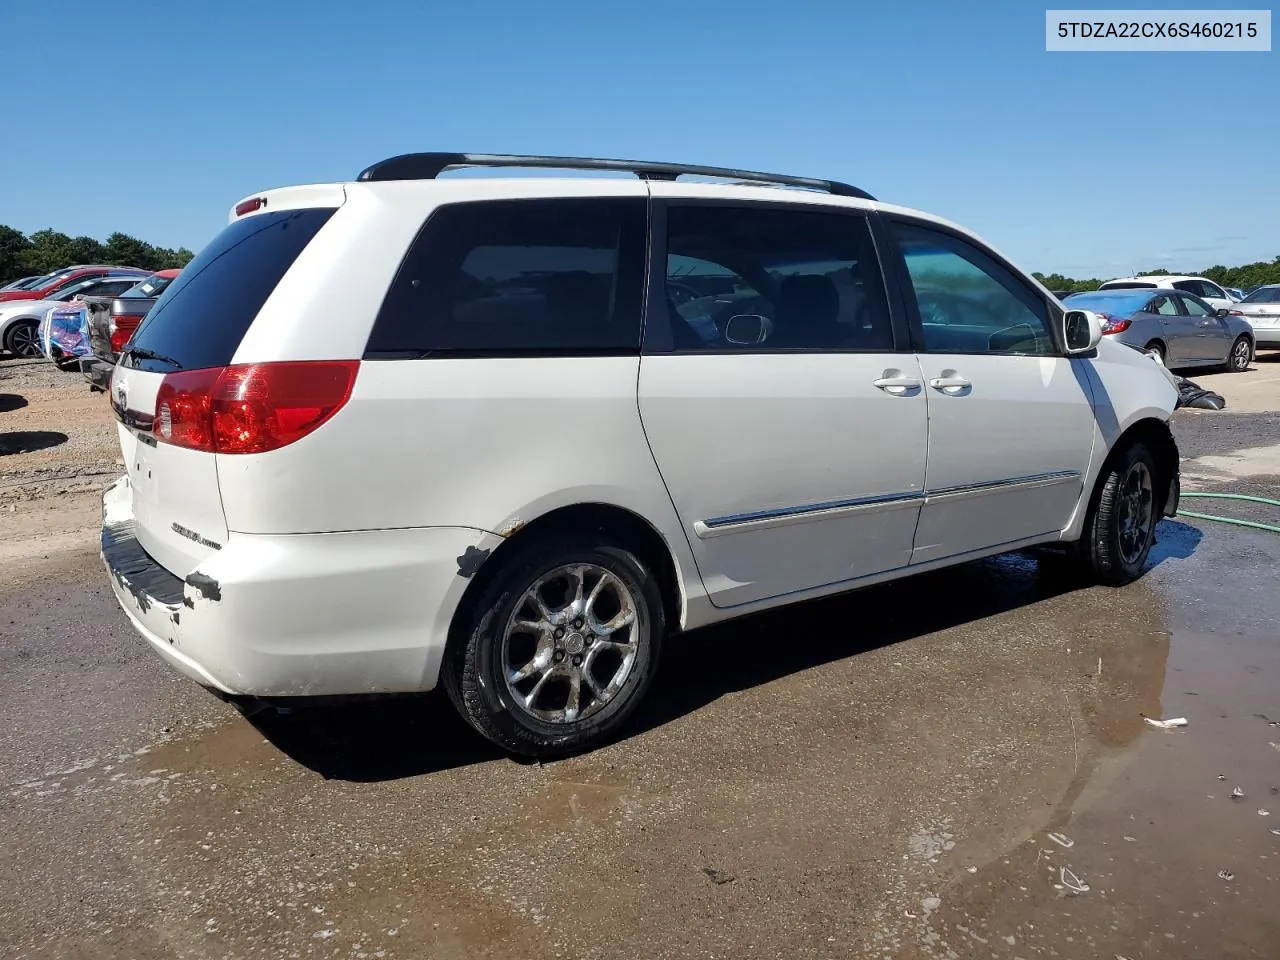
[355,152,874,201]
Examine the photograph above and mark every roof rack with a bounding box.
[355,152,874,201]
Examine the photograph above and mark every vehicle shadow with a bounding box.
[247,692,505,782]
[0,430,68,455]
[248,543,1195,783]
[0,394,29,413]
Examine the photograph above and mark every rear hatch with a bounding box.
[111,202,339,576]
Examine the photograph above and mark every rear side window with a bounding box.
[366,198,646,356]
[662,204,893,352]
[127,208,334,372]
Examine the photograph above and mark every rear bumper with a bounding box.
[100,477,497,697]
[80,356,113,392]
[1252,328,1280,348]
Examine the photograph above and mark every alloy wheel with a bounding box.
[1117,460,1154,566]
[501,563,643,724]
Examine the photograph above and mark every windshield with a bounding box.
[120,274,174,299]
[1063,290,1154,314]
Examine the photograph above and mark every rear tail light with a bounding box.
[1100,313,1131,334]
[153,361,359,454]
[109,313,145,353]
[1228,310,1244,316]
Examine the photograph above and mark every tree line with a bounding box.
[1034,256,1280,295]
[0,224,194,285]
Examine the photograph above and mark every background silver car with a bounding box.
[1064,287,1254,372]
[1228,284,1280,352]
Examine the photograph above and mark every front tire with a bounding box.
[1078,442,1159,586]
[3,320,41,358]
[442,536,664,758]
[1226,335,1252,373]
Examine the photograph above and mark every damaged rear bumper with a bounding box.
[100,477,498,697]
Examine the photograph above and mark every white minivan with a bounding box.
[102,153,1181,757]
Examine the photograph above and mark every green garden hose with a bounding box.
[1177,492,1280,534]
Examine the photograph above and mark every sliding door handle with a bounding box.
[928,375,971,395]
[873,376,922,395]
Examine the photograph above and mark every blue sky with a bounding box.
[1,0,1275,278]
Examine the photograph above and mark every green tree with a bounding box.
[19,229,76,275]
[67,235,107,265]
[0,225,32,283]
[104,232,157,270]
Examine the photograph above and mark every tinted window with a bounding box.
[1201,281,1227,300]
[1241,287,1280,304]
[1101,281,1157,290]
[663,205,891,351]
[368,198,645,356]
[127,208,335,372]
[892,222,1054,355]
[1179,295,1212,317]
[1148,294,1179,316]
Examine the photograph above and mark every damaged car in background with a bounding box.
[81,269,182,391]
[101,152,1183,760]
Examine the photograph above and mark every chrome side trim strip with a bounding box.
[693,471,1082,539]
[923,470,1081,504]
[694,491,924,539]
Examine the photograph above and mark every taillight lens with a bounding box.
[109,313,145,354]
[1228,310,1244,316]
[153,361,359,454]
[1100,313,1131,334]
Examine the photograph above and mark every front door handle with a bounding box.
[873,375,922,396]
[928,375,971,394]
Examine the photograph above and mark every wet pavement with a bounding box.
[4,358,1280,959]
[3,510,1279,959]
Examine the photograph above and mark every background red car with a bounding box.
[0,265,150,303]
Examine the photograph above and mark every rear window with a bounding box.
[1099,281,1157,289]
[366,198,646,356]
[1063,290,1153,313]
[127,208,334,371]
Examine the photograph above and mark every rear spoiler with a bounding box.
[227,184,347,223]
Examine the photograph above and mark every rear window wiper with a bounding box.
[124,346,182,369]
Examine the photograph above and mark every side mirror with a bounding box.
[1063,309,1103,354]
[1214,307,1230,319]
[724,314,771,346]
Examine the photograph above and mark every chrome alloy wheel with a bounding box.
[501,563,643,724]
[1117,460,1154,565]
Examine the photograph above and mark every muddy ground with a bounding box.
[2,353,1279,960]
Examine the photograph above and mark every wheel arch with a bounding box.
[1094,417,1180,520]
[447,502,687,655]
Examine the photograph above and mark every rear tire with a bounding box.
[442,535,664,758]
[1143,340,1166,366]
[1226,335,1252,373]
[1076,441,1159,586]
[3,319,40,358]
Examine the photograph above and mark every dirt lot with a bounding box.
[3,353,1280,960]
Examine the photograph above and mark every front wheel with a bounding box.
[1077,442,1159,586]
[442,536,664,758]
[1226,335,1252,373]
[3,320,41,358]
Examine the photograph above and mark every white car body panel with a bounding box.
[102,173,1180,699]
[909,354,1096,563]
[638,353,927,608]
